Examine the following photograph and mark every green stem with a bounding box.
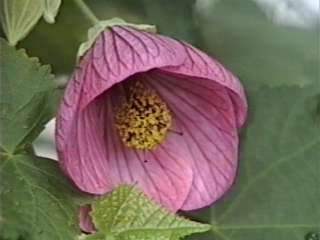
[73,0,99,25]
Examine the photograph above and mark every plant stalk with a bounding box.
[72,0,99,25]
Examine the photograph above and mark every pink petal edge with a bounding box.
[161,42,247,128]
[146,71,240,210]
[153,42,247,210]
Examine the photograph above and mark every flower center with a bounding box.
[115,81,172,150]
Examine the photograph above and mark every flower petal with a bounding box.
[56,27,187,195]
[161,42,247,128]
[79,205,95,233]
[58,75,194,211]
[80,26,186,110]
[96,89,194,211]
[146,70,240,210]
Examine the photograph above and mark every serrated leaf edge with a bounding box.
[90,185,211,239]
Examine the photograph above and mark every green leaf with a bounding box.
[43,0,62,24]
[195,0,318,89]
[186,86,320,240]
[0,154,83,240]
[0,0,44,45]
[18,0,91,74]
[85,185,210,240]
[0,38,56,154]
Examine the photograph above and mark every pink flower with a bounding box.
[56,26,247,215]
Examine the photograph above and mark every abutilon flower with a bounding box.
[56,25,247,217]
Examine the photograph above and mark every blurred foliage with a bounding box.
[2,0,316,91]
[0,0,44,46]
[14,0,91,73]
[195,0,319,89]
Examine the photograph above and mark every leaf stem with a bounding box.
[72,0,99,25]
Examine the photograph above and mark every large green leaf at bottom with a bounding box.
[0,154,83,240]
[187,86,320,240]
[85,185,211,240]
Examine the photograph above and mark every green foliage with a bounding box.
[43,0,62,24]
[0,38,85,240]
[17,0,91,73]
[84,185,211,240]
[141,0,199,44]
[0,39,56,154]
[0,0,62,45]
[187,86,320,240]
[0,155,82,240]
[195,0,318,89]
[0,0,44,45]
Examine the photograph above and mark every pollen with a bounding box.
[115,81,172,150]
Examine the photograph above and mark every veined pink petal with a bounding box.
[161,42,247,128]
[56,27,186,153]
[153,42,247,210]
[146,71,239,210]
[56,27,193,210]
[100,88,193,211]
[81,26,186,110]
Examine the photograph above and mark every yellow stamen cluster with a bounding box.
[115,81,172,150]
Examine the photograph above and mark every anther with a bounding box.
[115,81,172,151]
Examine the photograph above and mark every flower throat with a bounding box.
[115,81,172,150]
